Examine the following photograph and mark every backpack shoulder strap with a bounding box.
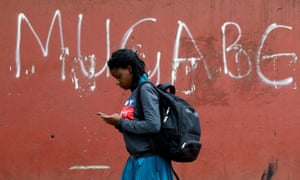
[136,81,156,119]
[136,81,155,100]
[171,165,180,180]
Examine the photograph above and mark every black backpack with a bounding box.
[137,81,202,162]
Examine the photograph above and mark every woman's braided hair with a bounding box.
[107,49,146,88]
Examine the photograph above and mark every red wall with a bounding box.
[1,0,300,179]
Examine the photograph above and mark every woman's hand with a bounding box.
[97,112,121,126]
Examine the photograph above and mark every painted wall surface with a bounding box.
[1,0,300,179]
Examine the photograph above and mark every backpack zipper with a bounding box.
[163,107,170,123]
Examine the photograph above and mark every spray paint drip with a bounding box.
[71,54,97,97]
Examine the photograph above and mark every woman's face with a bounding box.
[110,66,133,90]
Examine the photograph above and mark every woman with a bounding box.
[97,49,174,180]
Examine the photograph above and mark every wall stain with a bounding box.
[261,160,278,180]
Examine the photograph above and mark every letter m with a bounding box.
[15,10,65,78]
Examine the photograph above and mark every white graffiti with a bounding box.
[222,22,252,79]
[172,21,211,94]
[14,10,298,95]
[120,18,157,48]
[76,14,110,79]
[16,10,68,80]
[71,55,97,94]
[222,22,297,88]
[257,23,297,87]
[69,165,110,170]
[72,15,158,94]
[148,51,161,85]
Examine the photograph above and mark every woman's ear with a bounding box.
[127,65,133,73]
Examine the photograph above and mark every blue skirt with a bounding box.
[121,155,174,180]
